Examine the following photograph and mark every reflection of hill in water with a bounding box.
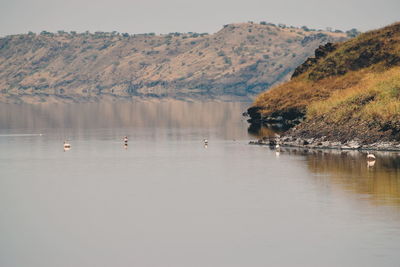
[247,125,286,139]
[0,101,249,139]
[285,149,400,207]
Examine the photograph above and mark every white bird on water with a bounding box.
[367,151,376,160]
[203,139,208,148]
[63,140,71,151]
[275,139,281,150]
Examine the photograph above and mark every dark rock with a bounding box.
[246,106,262,123]
[314,42,336,59]
[292,42,337,78]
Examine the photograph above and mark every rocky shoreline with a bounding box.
[249,135,400,152]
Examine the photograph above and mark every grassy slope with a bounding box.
[0,23,346,103]
[252,22,400,142]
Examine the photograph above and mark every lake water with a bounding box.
[0,101,400,267]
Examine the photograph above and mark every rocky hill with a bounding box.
[247,22,400,146]
[0,23,346,103]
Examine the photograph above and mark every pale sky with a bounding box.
[0,0,399,36]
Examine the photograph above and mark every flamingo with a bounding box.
[63,140,71,151]
[367,151,376,160]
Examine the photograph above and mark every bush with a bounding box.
[40,31,52,36]
[346,28,361,38]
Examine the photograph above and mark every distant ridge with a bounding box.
[0,22,347,103]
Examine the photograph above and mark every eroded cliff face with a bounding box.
[0,23,346,103]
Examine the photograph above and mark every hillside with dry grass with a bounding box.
[0,23,346,103]
[248,22,400,144]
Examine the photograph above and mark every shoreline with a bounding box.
[249,135,400,152]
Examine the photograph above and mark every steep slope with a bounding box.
[0,23,346,103]
[248,22,400,144]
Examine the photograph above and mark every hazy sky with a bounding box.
[0,0,399,36]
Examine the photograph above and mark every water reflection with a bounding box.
[367,160,376,168]
[279,148,400,207]
[0,101,248,128]
[1,102,400,266]
[247,124,281,139]
[0,101,249,140]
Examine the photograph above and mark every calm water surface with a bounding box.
[0,102,400,267]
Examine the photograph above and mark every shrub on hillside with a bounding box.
[346,28,361,38]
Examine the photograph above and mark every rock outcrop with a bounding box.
[247,22,400,147]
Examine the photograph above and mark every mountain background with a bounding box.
[0,22,347,103]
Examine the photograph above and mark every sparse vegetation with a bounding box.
[251,22,400,143]
[217,51,226,57]
[346,28,361,38]
[0,23,347,103]
[224,56,232,65]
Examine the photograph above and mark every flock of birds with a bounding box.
[63,136,130,151]
[63,136,377,166]
[63,137,210,151]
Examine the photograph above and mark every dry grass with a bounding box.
[0,23,347,103]
[254,68,365,115]
[253,22,400,131]
[305,22,400,80]
[307,67,400,124]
